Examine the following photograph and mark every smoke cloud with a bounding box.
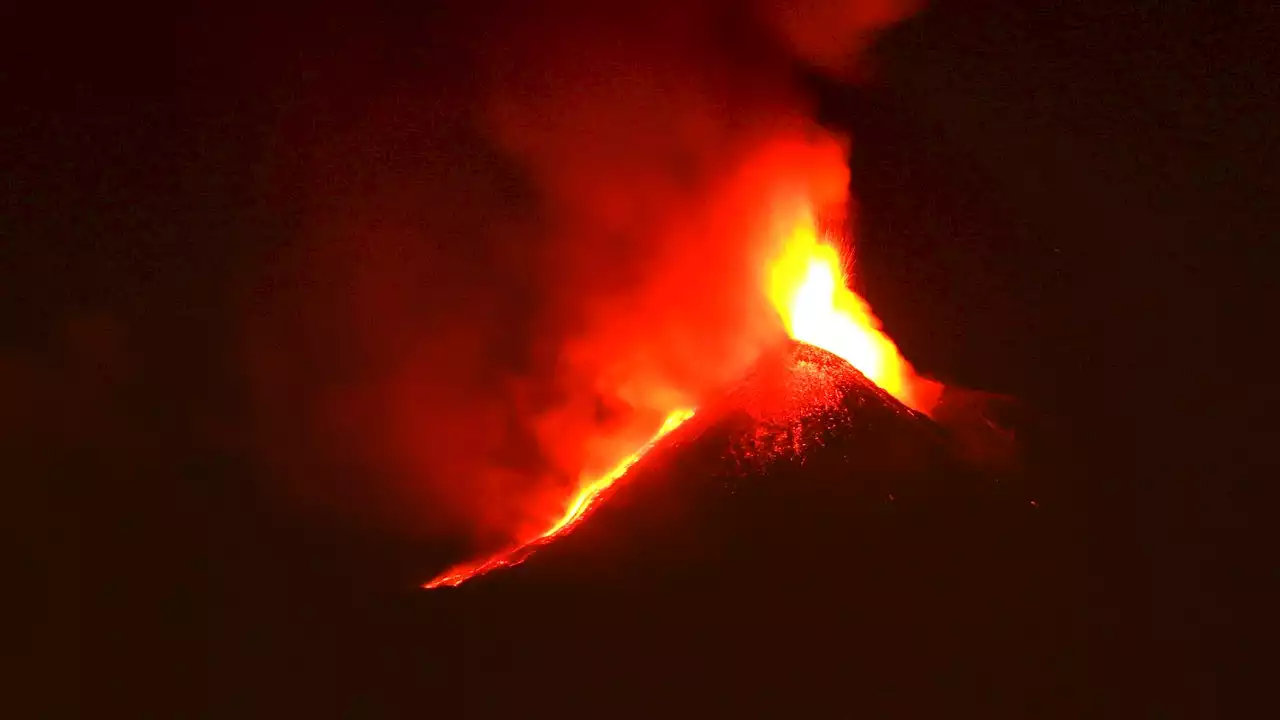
[247,1,919,550]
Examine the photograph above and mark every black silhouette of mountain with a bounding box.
[407,342,1062,717]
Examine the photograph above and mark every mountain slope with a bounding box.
[410,342,1068,717]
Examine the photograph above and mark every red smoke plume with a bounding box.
[246,1,922,553]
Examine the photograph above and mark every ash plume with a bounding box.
[246,1,921,551]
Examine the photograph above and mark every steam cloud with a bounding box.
[248,1,920,550]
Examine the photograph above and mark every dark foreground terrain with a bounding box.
[194,344,1070,717]
[24,344,1067,717]
[416,343,1064,717]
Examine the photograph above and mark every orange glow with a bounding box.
[765,205,939,413]
[423,408,695,588]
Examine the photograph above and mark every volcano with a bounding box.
[427,339,980,590]
[414,212,1047,715]
[417,340,1057,715]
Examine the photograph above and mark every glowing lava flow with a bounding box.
[766,208,939,413]
[423,408,695,588]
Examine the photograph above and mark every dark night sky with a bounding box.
[6,1,1275,715]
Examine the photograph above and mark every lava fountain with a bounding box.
[766,204,940,414]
